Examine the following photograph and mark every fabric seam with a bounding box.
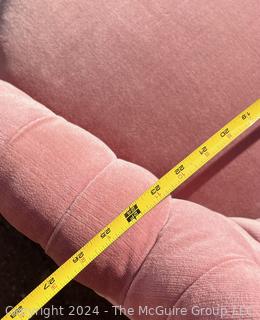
[7,115,55,145]
[44,158,116,253]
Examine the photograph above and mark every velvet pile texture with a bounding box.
[0,0,260,319]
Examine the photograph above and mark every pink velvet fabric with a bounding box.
[0,1,260,318]
[1,0,260,218]
[1,81,260,319]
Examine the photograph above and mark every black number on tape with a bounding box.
[101,228,111,239]
[220,128,229,137]
[10,306,23,319]
[175,165,184,175]
[73,251,84,263]
[44,277,55,290]
[151,185,160,195]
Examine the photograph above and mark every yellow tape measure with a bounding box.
[2,100,260,320]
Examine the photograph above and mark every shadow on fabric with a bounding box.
[0,0,8,79]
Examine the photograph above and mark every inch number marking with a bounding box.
[72,252,85,264]
[10,306,23,319]
[100,228,111,239]
[124,205,141,223]
[242,112,250,120]
[175,164,185,179]
[151,184,160,195]
[174,164,184,175]
[44,277,55,290]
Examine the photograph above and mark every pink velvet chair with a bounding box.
[0,0,260,319]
